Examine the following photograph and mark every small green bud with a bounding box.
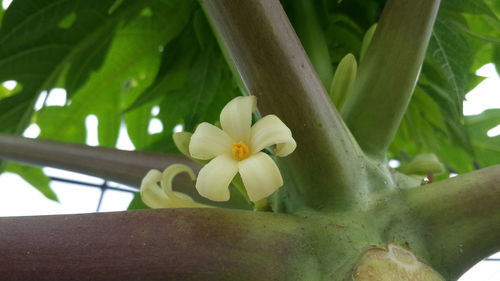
[329,53,357,109]
[360,23,377,63]
[173,131,209,165]
[399,153,446,176]
[173,132,192,159]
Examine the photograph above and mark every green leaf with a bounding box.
[37,106,86,143]
[5,162,58,202]
[183,45,223,131]
[0,6,4,29]
[36,0,194,147]
[127,192,150,210]
[0,91,33,134]
[125,104,154,150]
[494,47,500,74]
[324,14,364,64]
[466,109,500,168]
[125,25,198,112]
[0,0,145,138]
[193,9,212,49]
[427,13,474,118]
[390,89,475,173]
[441,0,499,19]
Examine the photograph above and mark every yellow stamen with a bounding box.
[232,141,250,160]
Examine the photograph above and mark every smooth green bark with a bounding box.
[404,164,500,280]
[341,0,441,160]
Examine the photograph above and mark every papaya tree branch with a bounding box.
[341,0,440,160]
[202,0,366,210]
[0,208,310,281]
[404,164,500,280]
[0,134,199,190]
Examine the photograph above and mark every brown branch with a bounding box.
[202,0,366,210]
[403,164,500,280]
[0,134,199,190]
[0,208,308,281]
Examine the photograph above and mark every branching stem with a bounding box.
[404,164,500,280]
[202,0,367,211]
[341,0,440,160]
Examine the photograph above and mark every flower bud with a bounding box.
[329,53,357,109]
[173,131,192,159]
[399,153,446,176]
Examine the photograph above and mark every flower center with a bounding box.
[232,141,250,161]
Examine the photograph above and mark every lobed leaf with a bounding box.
[5,162,58,202]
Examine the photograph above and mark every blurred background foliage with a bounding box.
[0,0,499,199]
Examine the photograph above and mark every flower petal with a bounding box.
[190,123,233,160]
[220,96,256,143]
[238,152,283,202]
[141,168,211,209]
[160,164,196,198]
[196,154,238,201]
[140,169,169,209]
[250,115,296,157]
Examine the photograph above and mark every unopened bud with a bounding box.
[399,153,446,176]
[173,132,192,159]
[329,53,357,109]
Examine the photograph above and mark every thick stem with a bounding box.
[0,209,310,281]
[0,134,199,191]
[202,0,366,211]
[404,165,500,280]
[341,0,440,160]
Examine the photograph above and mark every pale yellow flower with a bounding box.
[140,164,211,208]
[189,96,296,202]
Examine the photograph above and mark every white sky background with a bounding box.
[1,0,499,278]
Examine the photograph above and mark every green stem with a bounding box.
[341,0,440,160]
[0,209,311,280]
[201,0,368,211]
[404,165,500,280]
[0,134,199,190]
[291,0,334,88]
